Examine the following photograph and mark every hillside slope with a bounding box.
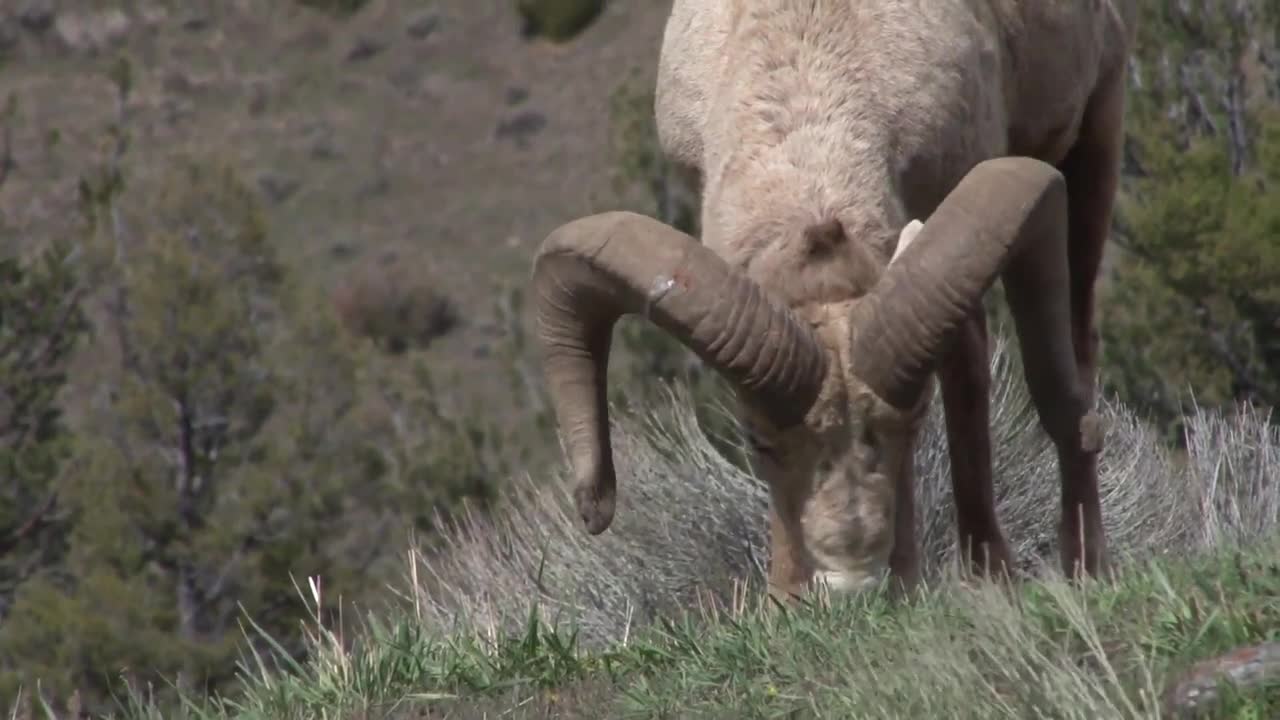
[0,0,671,430]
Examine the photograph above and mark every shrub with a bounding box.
[516,0,605,43]
[409,332,1280,646]
[331,253,459,354]
[294,0,370,18]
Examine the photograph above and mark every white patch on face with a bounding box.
[891,219,924,265]
[814,568,886,595]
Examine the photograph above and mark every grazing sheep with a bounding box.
[530,0,1139,601]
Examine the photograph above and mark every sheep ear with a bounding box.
[891,219,924,265]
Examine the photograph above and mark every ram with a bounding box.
[531,0,1138,601]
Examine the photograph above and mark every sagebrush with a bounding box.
[410,334,1279,645]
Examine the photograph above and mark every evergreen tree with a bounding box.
[1100,0,1280,441]
[0,157,381,712]
[0,241,89,622]
[0,84,90,625]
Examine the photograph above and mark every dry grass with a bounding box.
[409,333,1279,646]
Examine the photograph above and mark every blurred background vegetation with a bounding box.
[0,0,1276,714]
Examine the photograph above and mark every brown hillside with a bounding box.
[0,0,672,434]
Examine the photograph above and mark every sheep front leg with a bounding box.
[1002,73,1122,578]
[888,428,920,596]
[1062,69,1125,413]
[1002,253,1109,580]
[937,311,1015,578]
[1046,66,1126,579]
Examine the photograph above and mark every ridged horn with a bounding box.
[850,157,1070,409]
[531,211,828,534]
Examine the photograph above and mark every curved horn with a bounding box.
[850,157,1069,409]
[532,211,828,534]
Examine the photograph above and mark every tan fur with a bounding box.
[742,299,934,597]
[655,0,1137,598]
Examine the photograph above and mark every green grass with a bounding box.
[28,533,1273,720]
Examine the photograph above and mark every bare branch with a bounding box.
[0,94,14,191]
[0,490,59,557]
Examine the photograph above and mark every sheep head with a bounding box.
[531,156,1068,588]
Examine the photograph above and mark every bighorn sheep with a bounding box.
[531,0,1138,600]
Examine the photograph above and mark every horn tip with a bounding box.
[574,479,616,535]
[974,156,1065,191]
